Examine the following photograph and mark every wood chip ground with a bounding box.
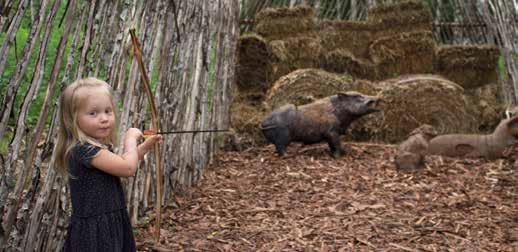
[135,142,518,251]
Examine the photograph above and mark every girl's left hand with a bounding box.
[144,134,162,144]
[137,134,162,159]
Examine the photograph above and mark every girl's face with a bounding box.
[76,90,115,141]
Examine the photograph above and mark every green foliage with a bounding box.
[0,0,70,129]
[150,28,165,92]
[0,131,12,155]
[212,132,226,146]
[497,55,508,82]
[207,39,218,112]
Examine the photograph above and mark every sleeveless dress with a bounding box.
[64,143,136,252]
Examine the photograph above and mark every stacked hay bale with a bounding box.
[237,34,272,100]
[320,20,378,60]
[319,20,378,78]
[321,46,378,79]
[319,0,435,81]
[368,0,433,36]
[229,98,268,148]
[265,68,376,110]
[435,45,500,89]
[254,6,323,84]
[369,31,436,79]
[254,6,316,41]
[233,34,271,147]
[269,37,324,83]
[435,45,502,133]
[357,75,477,143]
[464,83,504,133]
[366,0,435,80]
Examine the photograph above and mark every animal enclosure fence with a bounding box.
[0,0,238,250]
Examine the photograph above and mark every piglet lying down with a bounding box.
[426,116,518,159]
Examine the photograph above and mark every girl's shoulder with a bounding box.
[69,143,101,165]
[70,142,112,163]
[71,142,113,155]
[72,142,99,153]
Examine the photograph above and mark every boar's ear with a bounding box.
[337,92,349,98]
[337,92,360,99]
[506,116,518,135]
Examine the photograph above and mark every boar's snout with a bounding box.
[362,95,381,115]
[335,92,382,116]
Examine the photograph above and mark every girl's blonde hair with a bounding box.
[54,77,118,176]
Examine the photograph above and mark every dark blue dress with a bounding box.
[64,143,136,252]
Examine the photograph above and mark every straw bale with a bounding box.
[254,6,317,41]
[237,34,272,96]
[269,36,324,83]
[464,83,504,132]
[322,49,378,80]
[319,20,378,59]
[265,68,377,110]
[230,101,268,146]
[369,31,436,79]
[435,45,500,89]
[357,74,477,143]
[368,0,432,35]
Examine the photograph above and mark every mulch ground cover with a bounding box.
[135,142,518,251]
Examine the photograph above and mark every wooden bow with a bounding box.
[129,28,163,242]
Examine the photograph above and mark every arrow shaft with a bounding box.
[155,129,229,134]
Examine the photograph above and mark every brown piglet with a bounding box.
[394,124,437,170]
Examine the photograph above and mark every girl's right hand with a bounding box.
[126,128,143,141]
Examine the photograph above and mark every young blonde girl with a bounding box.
[54,77,160,251]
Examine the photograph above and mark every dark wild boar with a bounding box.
[427,116,518,159]
[394,124,437,170]
[260,91,380,157]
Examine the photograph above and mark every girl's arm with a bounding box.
[90,128,160,177]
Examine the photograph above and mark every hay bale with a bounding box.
[319,20,378,59]
[435,45,500,89]
[322,49,378,79]
[357,75,477,143]
[230,101,267,146]
[236,34,272,97]
[265,68,377,110]
[369,31,436,79]
[323,32,436,81]
[269,36,324,83]
[464,83,505,132]
[368,0,432,35]
[254,6,318,41]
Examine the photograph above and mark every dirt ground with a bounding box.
[135,142,517,251]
